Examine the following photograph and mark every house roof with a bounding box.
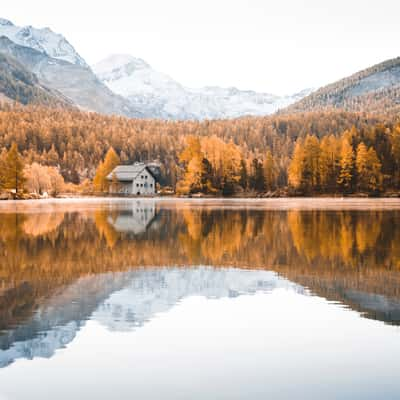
[107,163,157,182]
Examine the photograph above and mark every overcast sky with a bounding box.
[3,0,400,95]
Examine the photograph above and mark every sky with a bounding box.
[3,0,400,95]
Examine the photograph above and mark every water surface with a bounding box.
[0,198,400,399]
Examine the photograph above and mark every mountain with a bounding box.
[283,57,400,115]
[93,54,312,120]
[0,51,71,106]
[0,18,87,67]
[0,20,140,117]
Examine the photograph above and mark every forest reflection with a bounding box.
[1,201,400,332]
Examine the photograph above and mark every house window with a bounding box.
[145,175,148,179]
[141,175,144,179]
[136,183,139,187]
[150,184,153,188]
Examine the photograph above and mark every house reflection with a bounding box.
[108,201,157,235]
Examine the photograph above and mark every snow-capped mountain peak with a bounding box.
[94,54,150,77]
[0,18,13,26]
[0,18,87,67]
[93,54,313,120]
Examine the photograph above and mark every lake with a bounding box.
[0,198,400,399]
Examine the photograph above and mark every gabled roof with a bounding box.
[107,163,157,182]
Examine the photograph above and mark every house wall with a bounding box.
[117,182,132,195]
[132,169,156,195]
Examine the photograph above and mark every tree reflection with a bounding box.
[1,204,400,331]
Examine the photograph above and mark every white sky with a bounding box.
[3,0,400,95]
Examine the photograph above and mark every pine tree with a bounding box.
[3,143,26,197]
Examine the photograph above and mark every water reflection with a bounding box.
[1,199,400,368]
[0,267,303,367]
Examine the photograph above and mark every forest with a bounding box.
[0,102,399,196]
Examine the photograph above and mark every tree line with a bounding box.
[0,102,399,196]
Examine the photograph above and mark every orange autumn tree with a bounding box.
[177,136,215,194]
[3,142,26,197]
[93,147,120,192]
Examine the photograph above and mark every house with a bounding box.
[107,162,157,195]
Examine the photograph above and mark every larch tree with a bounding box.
[337,136,355,193]
[365,147,382,192]
[3,143,26,197]
[264,149,278,191]
[319,135,339,192]
[0,147,7,191]
[302,135,321,191]
[178,136,205,194]
[93,147,120,192]
[288,140,305,190]
[355,142,369,191]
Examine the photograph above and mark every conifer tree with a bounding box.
[264,149,278,191]
[302,135,321,191]
[288,140,305,189]
[356,142,369,191]
[93,148,120,192]
[239,159,248,190]
[319,135,339,192]
[251,158,265,192]
[337,137,354,193]
[3,143,26,197]
[0,148,7,191]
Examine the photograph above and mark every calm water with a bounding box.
[1,198,400,399]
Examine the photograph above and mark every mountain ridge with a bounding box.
[282,56,400,115]
[0,35,141,117]
[93,54,313,120]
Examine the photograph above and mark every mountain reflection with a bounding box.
[1,200,400,366]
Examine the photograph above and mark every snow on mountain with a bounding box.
[93,54,312,120]
[0,18,87,67]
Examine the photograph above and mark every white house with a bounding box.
[107,163,157,195]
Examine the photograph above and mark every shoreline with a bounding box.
[1,196,400,212]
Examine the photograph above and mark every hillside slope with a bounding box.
[283,57,400,114]
[0,51,71,106]
[0,35,140,117]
